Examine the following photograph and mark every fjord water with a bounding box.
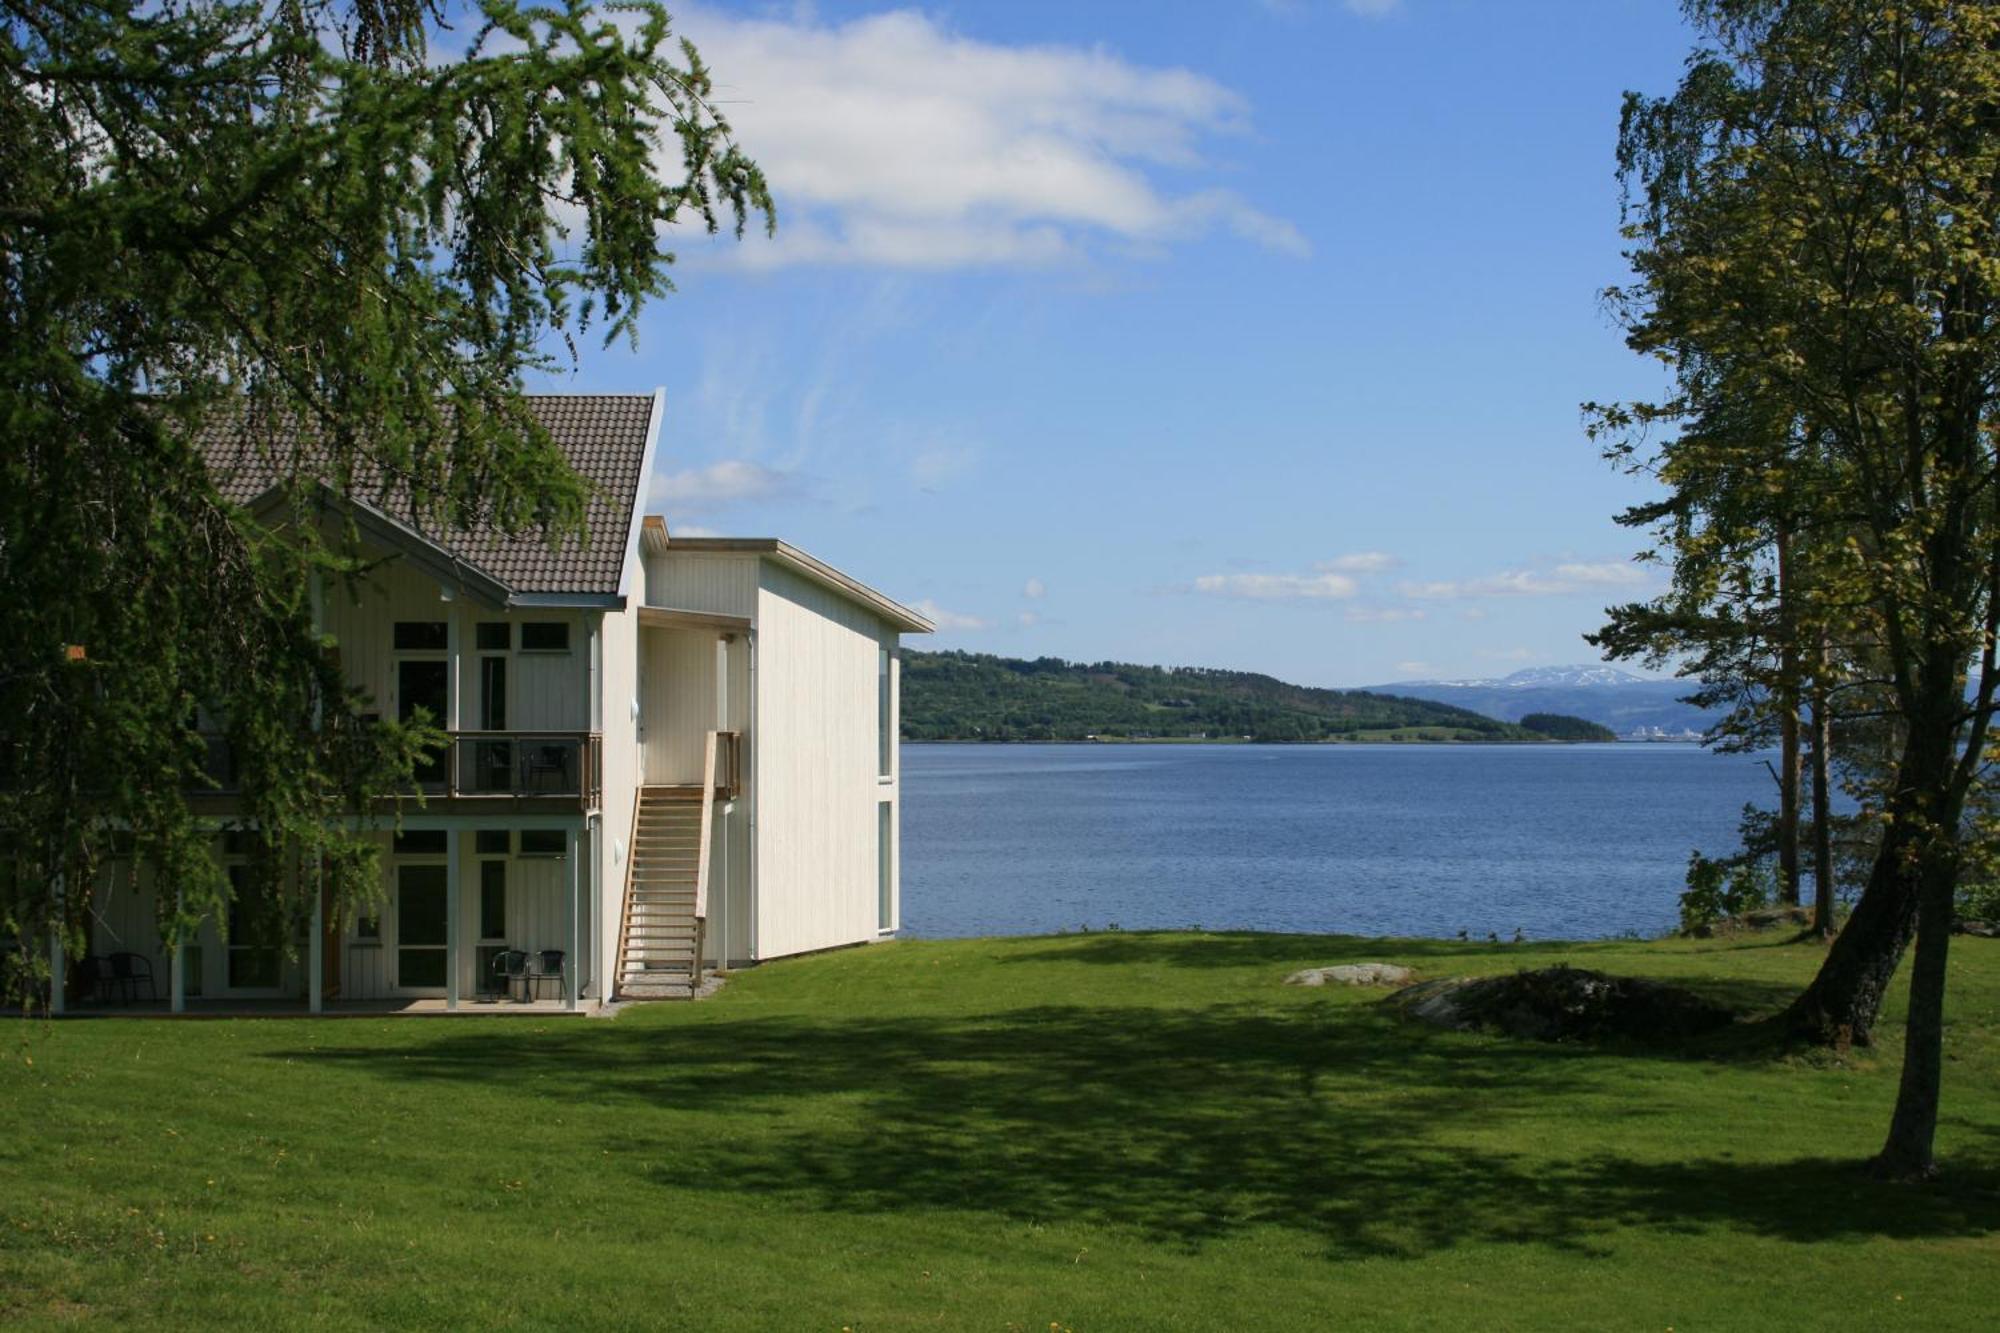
[900,743,1775,941]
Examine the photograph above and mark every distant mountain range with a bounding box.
[1368,665,1713,738]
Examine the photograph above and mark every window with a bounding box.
[519,829,565,857]
[393,621,448,652]
[478,656,508,730]
[480,861,507,940]
[475,622,511,652]
[393,829,447,856]
[475,829,510,856]
[878,802,893,931]
[878,647,892,778]
[519,621,570,653]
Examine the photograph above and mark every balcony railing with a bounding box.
[196,731,603,808]
[447,732,601,805]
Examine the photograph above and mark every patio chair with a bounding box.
[523,949,566,1002]
[78,955,120,1003]
[107,951,156,1002]
[491,949,531,1002]
[521,744,572,793]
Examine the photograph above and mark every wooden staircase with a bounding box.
[615,731,733,1002]
[615,788,705,999]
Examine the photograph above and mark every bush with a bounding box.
[1959,880,2000,925]
[1679,852,1773,933]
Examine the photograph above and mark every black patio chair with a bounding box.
[491,949,531,1002]
[77,955,121,1003]
[524,949,566,1002]
[521,744,572,793]
[107,952,156,1002]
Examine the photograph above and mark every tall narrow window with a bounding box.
[479,860,507,940]
[878,647,892,778]
[878,802,893,932]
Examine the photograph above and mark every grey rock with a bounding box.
[1284,962,1413,987]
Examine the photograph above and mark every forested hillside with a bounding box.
[901,651,1543,742]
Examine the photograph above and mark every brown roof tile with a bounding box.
[198,394,657,599]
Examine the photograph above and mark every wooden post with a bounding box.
[48,933,65,1016]
[309,873,324,1014]
[566,824,581,1012]
[445,828,461,1011]
[170,919,186,1014]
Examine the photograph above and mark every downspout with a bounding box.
[746,630,758,965]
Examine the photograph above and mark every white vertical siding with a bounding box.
[886,649,901,932]
[599,552,642,1004]
[512,614,587,730]
[641,627,723,784]
[318,548,588,732]
[751,561,896,959]
[641,552,759,617]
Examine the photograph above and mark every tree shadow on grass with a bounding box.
[264,999,1999,1258]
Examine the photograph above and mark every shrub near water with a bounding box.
[1680,851,1774,933]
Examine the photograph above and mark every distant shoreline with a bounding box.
[901,735,1698,746]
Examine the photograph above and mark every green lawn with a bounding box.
[4,931,1998,1330]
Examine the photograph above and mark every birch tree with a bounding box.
[1603,0,2000,1178]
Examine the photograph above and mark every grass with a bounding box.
[3,929,1999,1330]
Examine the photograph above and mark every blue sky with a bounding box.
[529,0,1700,686]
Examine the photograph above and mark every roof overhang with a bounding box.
[647,527,935,633]
[250,481,628,611]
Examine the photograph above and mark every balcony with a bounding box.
[446,732,601,806]
[195,731,603,812]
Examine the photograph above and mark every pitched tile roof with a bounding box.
[198,394,657,599]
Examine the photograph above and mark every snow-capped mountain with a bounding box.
[1394,665,1654,691]
[1369,665,1711,738]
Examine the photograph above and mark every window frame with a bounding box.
[518,621,571,654]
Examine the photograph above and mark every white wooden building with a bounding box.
[64,392,932,1014]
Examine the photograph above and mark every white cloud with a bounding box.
[1395,660,1433,676]
[913,598,989,631]
[675,6,1306,268]
[1193,571,1358,601]
[1345,0,1403,16]
[1400,560,1650,600]
[1318,551,1399,574]
[667,522,725,539]
[1344,606,1426,623]
[1479,647,1539,663]
[657,459,796,508]
[1017,610,1041,628]
[1023,577,1046,600]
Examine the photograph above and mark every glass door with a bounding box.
[398,659,450,785]
[396,864,448,989]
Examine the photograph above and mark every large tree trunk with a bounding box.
[1808,680,1836,939]
[1872,846,1958,1179]
[1776,526,1802,906]
[1785,825,1919,1045]
[1778,705,1802,905]
[1783,714,1954,1046]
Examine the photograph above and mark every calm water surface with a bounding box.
[900,743,1773,941]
